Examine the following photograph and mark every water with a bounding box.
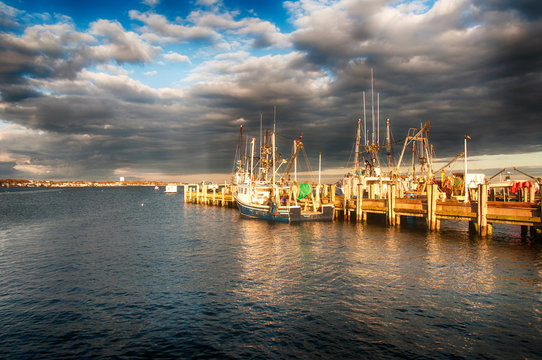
[1,187,541,359]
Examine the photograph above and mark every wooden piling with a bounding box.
[343,182,349,219]
[369,183,375,199]
[356,183,363,222]
[477,183,489,237]
[387,183,396,226]
[427,183,438,231]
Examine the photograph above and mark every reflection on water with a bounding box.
[1,187,542,358]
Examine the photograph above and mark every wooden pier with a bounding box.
[334,183,541,238]
[180,182,541,238]
[183,184,236,207]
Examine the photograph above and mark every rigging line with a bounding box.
[345,140,356,169]
[231,146,239,175]
[301,147,316,184]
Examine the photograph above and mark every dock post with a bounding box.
[212,188,216,205]
[427,183,438,231]
[369,184,375,199]
[356,184,363,222]
[425,187,432,230]
[477,184,489,237]
[183,185,188,202]
[331,185,336,204]
[344,182,349,219]
[387,184,396,226]
[315,184,321,212]
[196,184,200,204]
[221,187,226,206]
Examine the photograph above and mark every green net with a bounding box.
[297,183,311,200]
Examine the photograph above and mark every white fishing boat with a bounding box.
[232,117,333,223]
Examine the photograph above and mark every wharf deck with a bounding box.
[334,183,541,237]
[335,197,541,225]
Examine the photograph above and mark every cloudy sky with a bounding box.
[0,0,540,182]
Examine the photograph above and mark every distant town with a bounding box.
[0,179,176,188]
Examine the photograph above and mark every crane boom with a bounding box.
[433,151,464,174]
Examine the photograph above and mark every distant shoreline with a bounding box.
[0,179,178,188]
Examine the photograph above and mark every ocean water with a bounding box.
[1,186,541,359]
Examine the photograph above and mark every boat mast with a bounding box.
[363,91,367,146]
[293,140,298,182]
[377,92,380,146]
[239,125,243,169]
[272,130,276,186]
[250,138,255,182]
[371,68,375,146]
[260,114,263,168]
[386,118,392,170]
[355,118,361,171]
[318,152,322,185]
[264,129,269,182]
[272,106,276,186]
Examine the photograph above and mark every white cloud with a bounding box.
[0,23,95,54]
[96,64,134,75]
[13,163,53,175]
[144,70,158,76]
[143,0,160,7]
[196,0,221,6]
[131,8,291,49]
[163,51,191,63]
[89,19,160,63]
[129,10,220,42]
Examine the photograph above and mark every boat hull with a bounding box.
[233,193,333,223]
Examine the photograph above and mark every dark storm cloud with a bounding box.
[474,0,542,20]
[277,0,542,168]
[0,161,17,177]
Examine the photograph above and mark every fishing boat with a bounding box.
[232,120,333,223]
[234,182,334,223]
[341,69,396,199]
[165,184,178,193]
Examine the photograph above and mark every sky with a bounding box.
[0,0,541,183]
